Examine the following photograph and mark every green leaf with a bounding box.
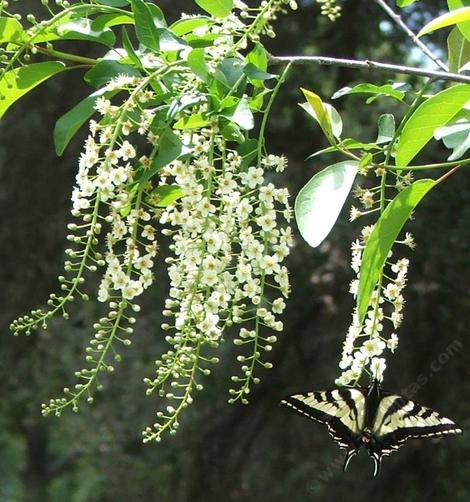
[434,109,470,160]
[395,84,470,166]
[231,96,254,130]
[97,0,130,6]
[92,13,134,31]
[157,28,187,52]
[150,184,184,206]
[294,160,358,248]
[57,18,116,46]
[418,7,470,38]
[243,63,275,82]
[332,83,405,103]
[396,0,419,6]
[448,0,470,42]
[195,0,233,18]
[376,114,395,144]
[131,0,160,50]
[141,129,183,182]
[246,43,268,71]
[173,113,209,129]
[357,179,435,323]
[0,62,66,119]
[122,26,142,68]
[237,138,258,167]
[301,88,342,143]
[187,48,210,82]
[54,88,114,156]
[447,26,470,72]
[84,60,141,88]
[170,16,211,36]
[0,17,25,44]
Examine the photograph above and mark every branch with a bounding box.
[268,55,470,84]
[373,0,448,71]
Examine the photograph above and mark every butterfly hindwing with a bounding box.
[373,394,463,446]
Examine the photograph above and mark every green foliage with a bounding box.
[395,84,470,166]
[294,160,358,247]
[357,179,435,323]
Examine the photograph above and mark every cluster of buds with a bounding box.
[336,225,414,386]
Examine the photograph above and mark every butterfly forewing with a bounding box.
[281,388,366,449]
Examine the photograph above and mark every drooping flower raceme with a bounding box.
[142,128,292,441]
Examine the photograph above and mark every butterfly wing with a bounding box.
[368,394,463,476]
[281,387,366,470]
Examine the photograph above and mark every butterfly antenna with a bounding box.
[342,449,357,472]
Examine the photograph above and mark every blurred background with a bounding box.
[0,1,469,500]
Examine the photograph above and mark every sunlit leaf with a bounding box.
[195,0,233,18]
[0,17,25,44]
[294,160,358,248]
[0,62,66,119]
[357,179,435,323]
[54,88,116,156]
[418,7,470,38]
[447,26,470,72]
[301,88,342,143]
[395,84,470,166]
[150,184,184,206]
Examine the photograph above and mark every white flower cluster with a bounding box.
[336,225,410,386]
[316,0,341,21]
[142,128,292,441]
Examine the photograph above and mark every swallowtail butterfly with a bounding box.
[281,380,462,476]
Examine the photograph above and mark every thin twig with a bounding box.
[436,165,460,184]
[373,0,448,71]
[268,55,470,84]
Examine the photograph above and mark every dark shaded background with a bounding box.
[1,1,469,501]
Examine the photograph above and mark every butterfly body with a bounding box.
[281,381,462,476]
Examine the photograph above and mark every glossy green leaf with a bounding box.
[243,63,275,82]
[97,0,130,6]
[54,88,115,156]
[246,44,268,71]
[447,26,470,71]
[0,17,25,44]
[434,109,470,160]
[122,26,142,68]
[157,28,187,52]
[237,138,258,167]
[141,129,183,182]
[295,160,358,248]
[396,0,419,6]
[376,114,395,144]
[92,13,134,31]
[332,83,405,103]
[448,0,470,42]
[187,48,209,82]
[0,62,66,119]
[150,184,184,206]
[231,96,254,130]
[195,0,233,18]
[174,113,209,129]
[301,88,342,143]
[395,84,470,166]
[131,0,160,50]
[418,7,470,37]
[170,16,211,36]
[57,18,115,46]
[84,60,141,88]
[357,179,435,323]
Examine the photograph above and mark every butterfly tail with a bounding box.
[369,452,382,477]
[342,448,358,472]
